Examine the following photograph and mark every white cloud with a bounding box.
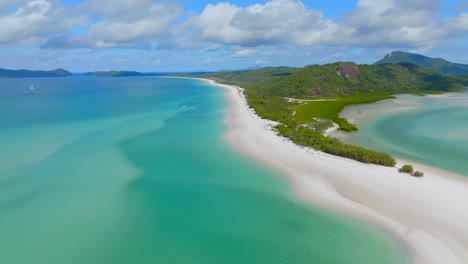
[0,0,84,46]
[43,0,182,49]
[232,48,259,58]
[447,13,468,30]
[347,0,438,29]
[182,0,450,49]
[83,0,181,48]
[190,0,337,46]
[337,0,445,47]
[3,0,468,71]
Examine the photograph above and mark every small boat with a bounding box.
[30,85,34,90]
[182,105,186,108]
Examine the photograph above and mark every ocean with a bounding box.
[340,91,468,177]
[0,77,405,263]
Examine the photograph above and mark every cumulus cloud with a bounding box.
[7,0,468,54]
[339,0,444,46]
[42,0,182,49]
[85,0,181,48]
[180,0,455,49]
[188,0,337,47]
[0,0,84,46]
[346,0,439,29]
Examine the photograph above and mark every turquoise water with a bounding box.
[0,77,405,263]
[343,92,468,177]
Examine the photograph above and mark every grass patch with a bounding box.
[293,93,394,131]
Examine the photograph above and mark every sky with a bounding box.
[0,0,467,72]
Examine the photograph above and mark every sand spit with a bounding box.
[200,78,468,264]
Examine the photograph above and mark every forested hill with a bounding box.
[178,61,465,167]
[194,62,465,98]
[375,51,468,76]
[0,68,72,78]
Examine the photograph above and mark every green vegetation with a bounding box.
[398,165,424,177]
[0,68,72,78]
[277,125,396,166]
[244,62,465,98]
[399,165,414,173]
[307,118,334,134]
[176,61,466,167]
[183,67,299,86]
[451,75,468,86]
[293,93,394,131]
[375,51,468,76]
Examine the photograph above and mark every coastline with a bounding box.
[198,78,468,264]
[336,93,468,179]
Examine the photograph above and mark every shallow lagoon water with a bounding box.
[341,92,468,177]
[0,77,405,263]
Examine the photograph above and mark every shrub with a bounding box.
[413,171,424,177]
[276,125,397,167]
[399,164,414,173]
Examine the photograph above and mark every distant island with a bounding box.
[0,69,165,78]
[83,71,175,77]
[0,68,72,78]
[84,71,151,77]
[375,51,468,76]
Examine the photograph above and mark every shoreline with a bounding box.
[197,78,468,264]
[336,93,468,180]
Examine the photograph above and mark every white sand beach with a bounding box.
[202,78,468,264]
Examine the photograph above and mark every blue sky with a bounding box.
[0,0,467,72]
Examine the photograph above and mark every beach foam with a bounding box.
[204,79,468,264]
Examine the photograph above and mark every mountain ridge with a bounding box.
[191,61,465,98]
[375,51,468,75]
